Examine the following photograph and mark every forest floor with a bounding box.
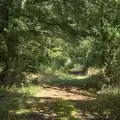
[0,73,113,120]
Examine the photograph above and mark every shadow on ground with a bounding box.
[0,86,112,120]
[0,89,99,120]
[42,74,103,90]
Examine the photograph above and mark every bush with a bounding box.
[95,88,120,119]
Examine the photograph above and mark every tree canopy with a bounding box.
[0,0,120,86]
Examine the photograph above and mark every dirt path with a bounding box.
[24,86,96,120]
[6,85,99,120]
[36,86,94,101]
[11,73,100,120]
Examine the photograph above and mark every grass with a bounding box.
[10,85,41,96]
[94,87,120,119]
[0,85,41,120]
[53,100,81,120]
[43,74,102,90]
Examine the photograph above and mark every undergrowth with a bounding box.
[0,85,41,120]
[95,87,120,119]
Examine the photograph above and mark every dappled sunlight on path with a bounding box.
[0,84,101,120]
[36,86,95,101]
[20,86,97,120]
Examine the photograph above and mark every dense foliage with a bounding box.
[0,0,120,86]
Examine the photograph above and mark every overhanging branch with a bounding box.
[10,13,99,38]
[19,14,67,31]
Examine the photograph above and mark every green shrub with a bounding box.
[95,88,120,119]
